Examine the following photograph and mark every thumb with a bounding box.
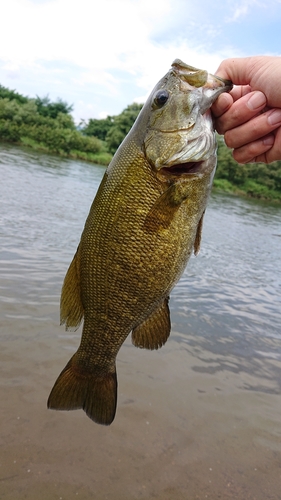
[215,57,253,86]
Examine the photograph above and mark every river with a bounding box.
[1,143,281,500]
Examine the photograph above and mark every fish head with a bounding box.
[140,59,232,179]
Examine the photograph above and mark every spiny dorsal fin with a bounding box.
[131,297,171,350]
[194,211,205,256]
[60,244,84,330]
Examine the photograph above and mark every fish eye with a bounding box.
[153,89,169,108]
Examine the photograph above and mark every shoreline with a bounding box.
[1,139,280,203]
[0,137,112,166]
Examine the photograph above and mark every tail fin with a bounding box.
[47,355,117,425]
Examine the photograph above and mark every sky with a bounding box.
[0,0,281,124]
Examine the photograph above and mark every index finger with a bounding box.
[211,85,253,119]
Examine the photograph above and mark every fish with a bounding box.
[47,59,232,425]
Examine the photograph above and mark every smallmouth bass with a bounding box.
[48,59,232,425]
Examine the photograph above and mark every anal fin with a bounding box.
[131,297,171,350]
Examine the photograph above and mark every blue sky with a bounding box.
[0,0,281,123]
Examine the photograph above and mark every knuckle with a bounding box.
[231,106,242,121]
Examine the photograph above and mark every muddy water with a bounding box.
[1,143,281,499]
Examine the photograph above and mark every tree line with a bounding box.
[0,84,280,201]
[0,85,111,165]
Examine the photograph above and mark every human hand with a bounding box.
[212,56,281,163]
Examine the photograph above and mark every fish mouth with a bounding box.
[160,161,204,176]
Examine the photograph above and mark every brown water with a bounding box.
[1,144,281,499]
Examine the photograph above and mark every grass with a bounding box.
[19,136,112,166]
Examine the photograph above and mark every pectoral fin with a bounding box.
[193,211,205,255]
[131,297,171,350]
[60,244,84,330]
[143,183,189,232]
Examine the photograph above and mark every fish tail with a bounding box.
[47,354,117,426]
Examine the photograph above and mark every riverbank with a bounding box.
[20,136,112,166]
[0,90,113,167]
[213,177,281,203]
[2,137,280,203]
[0,137,112,166]
[215,137,281,203]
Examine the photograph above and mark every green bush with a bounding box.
[0,85,29,104]
[216,135,281,200]
[213,178,234,192]
[0,120,21,141]
[0,92,103,157]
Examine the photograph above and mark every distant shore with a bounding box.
[2,137,280,204]
[0,137,112,166]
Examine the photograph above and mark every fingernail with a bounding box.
[263,135,274,146]
[268,109,281,126]
[247,91,266,111]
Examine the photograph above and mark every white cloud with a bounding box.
[0,0,169,68]
[0,0,233,73]
[226,0,281,22]
[228,4,249,22]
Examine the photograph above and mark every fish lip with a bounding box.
[212,74,233,90]
[159,161,204,177]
